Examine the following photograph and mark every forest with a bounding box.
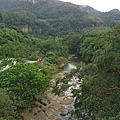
[0,0,120,120]
[54,25,120,120]
[0,0,120,37]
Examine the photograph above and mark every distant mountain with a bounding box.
[78,5,101,16]
[0,0,12,11]
[77,5,120,27]
[0,0,120,37]
[100,9,120,20]
[13,0,38,3]
[79,5,120,25]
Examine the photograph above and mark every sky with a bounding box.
[61,0,120,12]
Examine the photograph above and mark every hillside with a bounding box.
[0,1,120,119]
[0,0,120,37]
[78,5,101,16]
[80,6,120,27]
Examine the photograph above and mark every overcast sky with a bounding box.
[61,0,120,12]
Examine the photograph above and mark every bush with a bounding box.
[0,63,50,108]
[0,88,17,119]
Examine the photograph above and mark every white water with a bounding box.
[0,59,16,72]
[0,65,10,72]
[65,63,77,71]
[0,59,36,72]
[56,63,82,120]
[0,61,81,119]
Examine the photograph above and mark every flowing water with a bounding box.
[65,63,77,71]
[55,63,81,120]
[0,59,80,119]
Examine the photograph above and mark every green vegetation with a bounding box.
[0,27,68,64]
[0,63,50,119]
[0,13,4,28]
[0,27,68,119]
[0,20,119,120]
[1,0,118,37]
[0,14,3,22]
[0,0,120,119]
[54,24,120,120]
[0,88,17,120]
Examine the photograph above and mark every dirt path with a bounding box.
[21,70,74,120]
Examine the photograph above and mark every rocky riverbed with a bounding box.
[20,70,74,120]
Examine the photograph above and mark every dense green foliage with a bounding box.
[53,24,120,119]
[0,27,68,119]
[75,26,120,119]
[0,63,50,119]
[74,25,120,119]
[0,13,4,28]
[0,1,120,119]
[0,28,40,59]
[99,9,120,27]
[0,88,17,120]
[62,33,82,54]
[0,28,68,67]
[82,6,120,27]
[0,63,50,102]
[0,0,116,37]
[0,14,3,22]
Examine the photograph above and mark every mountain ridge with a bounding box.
[0,0,120,37]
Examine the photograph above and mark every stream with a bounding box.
[55,63,81,120]
[0,59,81,120]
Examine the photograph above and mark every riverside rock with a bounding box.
[21,70,74,120]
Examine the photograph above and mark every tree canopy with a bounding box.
[53,24,120,120]
[73,25,120,119]
[0,1,120,119]
[0,0,116,37]
[0,63,50,119]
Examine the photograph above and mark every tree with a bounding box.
[0,13,4,28]
[0,63,50,108]
[63,33,82,55]
[53,24,120,119]
[0,13,3,22]
[73,25,120,119]
[0,88,17,120]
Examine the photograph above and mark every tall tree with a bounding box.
[0,13,3,22]
[0,63,50,108]
[73,24,120,119]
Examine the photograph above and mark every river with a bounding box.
[0,59,81,120]
[55,62,81,120]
